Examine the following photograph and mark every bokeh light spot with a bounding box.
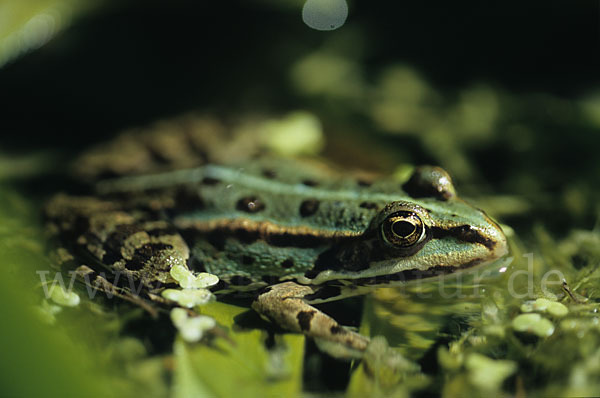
[302,0,348,31]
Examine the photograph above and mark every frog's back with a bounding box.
[90,158,394,290]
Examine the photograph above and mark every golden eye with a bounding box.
[381,211,426,248]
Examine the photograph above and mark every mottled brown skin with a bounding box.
[45,194,187,314]
[46,192,372,353]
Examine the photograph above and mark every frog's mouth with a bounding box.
[303,238,509,303]
[304,220,508,286]
[303,253,511,303]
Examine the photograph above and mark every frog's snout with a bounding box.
[482,217,509,262]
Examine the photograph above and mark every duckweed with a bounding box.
[512,313,555,337]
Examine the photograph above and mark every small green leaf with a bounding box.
[465,353,516,391]
[162,288,215,308]
[170,308,216,343]
[170,264,219,289]
[49,285,80,307]
[512,313,555,337]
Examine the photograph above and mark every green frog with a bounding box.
[45,117,507,357]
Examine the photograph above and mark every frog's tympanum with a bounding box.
[45,120,507,357]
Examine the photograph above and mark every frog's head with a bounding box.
[309,166,508,285]
[367,197,507,277]
[364,166,508,280]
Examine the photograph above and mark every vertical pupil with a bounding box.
[392,220,416,237]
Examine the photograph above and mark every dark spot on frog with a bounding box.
[106,224,143,246]
[299,199,320,217]
[237,196,266,213]
[262,169,277,179]
[359,201,378,210]
[230,275,253,286]
[330,325,344,335]
[357,179,372,187]
[102,223,144,264]
[125,243,173,271]
[202,177,221,185]
[281,259,294,269]
[101,249,122,266]
[301,179,319,187]
[297,310,316,331]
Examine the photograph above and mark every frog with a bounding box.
[44,116,508,358]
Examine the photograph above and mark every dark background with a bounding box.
[1,0,598,151]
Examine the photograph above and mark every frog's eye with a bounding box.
[381,211,426,248]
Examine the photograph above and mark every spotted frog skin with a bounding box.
[45,120,508,356]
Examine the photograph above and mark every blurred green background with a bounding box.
[1,1,600,397]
